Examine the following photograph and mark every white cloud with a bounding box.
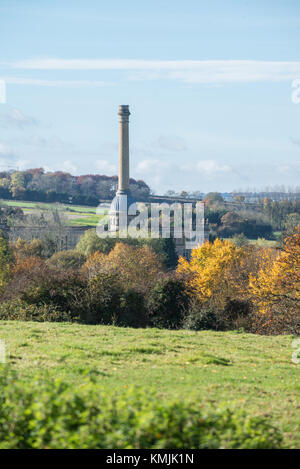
[0,144,9,155]
[0,143,15,158]
[195,160,231,176]
[4,59,300,84]
[95,159,116,174]
[14,135,72,150]
[0,146,27,171]
[61,160,77,174]
[290,137,300,148]
[4,77,112,87]
[43,160,78,174]
[181,160,232,178]
[15,159,30,171]
[155,135,187,152]
[0,106,37,129]
[134,159,171,190]
[135,159,170,173]
[276,161,300,174]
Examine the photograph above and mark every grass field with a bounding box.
[0,199,108,227]
[0,321,299,447]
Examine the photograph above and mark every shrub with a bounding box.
[13,237,44,259]
[21,270,85,314]
[224,298,251,321]
[183,301,218,330]
[0,299,72,322]
[146,237,178,269]
[76,229,116,256]
[3,262,86,319]
[147,276,189,329]
[0,233,13,292]
[47,250,86,270]
[119,289,148,328]
[82,272,148,327]
[83,243,162,295]
[81,272,122,325]
[250,306,300,335]
[0,371,283,449]
[76,229,177,269]
[231,233,249,247]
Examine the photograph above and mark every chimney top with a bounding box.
[118,105,130,116]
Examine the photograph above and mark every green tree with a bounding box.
[76,229,116,256]
[0,233,13,291]
[10,172,26,199]
[47,250,86,270]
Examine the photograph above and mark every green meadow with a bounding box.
[0,321,299,447]
[1,199,107,227]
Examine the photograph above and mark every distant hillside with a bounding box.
[0,168,150,206]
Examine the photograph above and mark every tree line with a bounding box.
[0,226,298,335]
[0,168,150,205]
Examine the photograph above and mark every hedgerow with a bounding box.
[0,370,283,449]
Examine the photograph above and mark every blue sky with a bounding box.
[0,0,300,193]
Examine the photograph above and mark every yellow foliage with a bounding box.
[13,238,43,259]
[250,227,300,314]
[81,250,106,280]
[177,238,265,310]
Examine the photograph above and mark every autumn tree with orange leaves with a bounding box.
[250,226,300,315]
[82,242,163,293]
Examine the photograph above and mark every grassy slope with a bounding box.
[0,321,299,447]
[1,199,107,227]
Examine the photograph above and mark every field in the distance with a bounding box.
[1,321,299,447]
[1,199,108,227]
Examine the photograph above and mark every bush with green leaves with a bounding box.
[183,301,218,331]
[82,272,148,327]
[0,233,13,292]
[0,370,283,449]
[20,269,86,317]
[0,299,71,322]
[147,276,189,329]
[46,250,86,270]
[76,229,178,269]
[81,272,123,325]
[76,229,116,256]
[119,289,147,328]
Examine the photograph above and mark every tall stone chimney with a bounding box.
[117,105,130,195]
[109,105,136,232]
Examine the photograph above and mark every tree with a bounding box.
[47,250,86,270]
[284,213,300,235]
[221,211,242,226]
[250,227,300,314]
[76,229,116,256]
[13,238,43,259]
[233,195,245,203]
[177,239,257,311]
[146,238,178,269]
[231,233,249,247]
[10,172,26,199]
[76,229,178,269]
[147,275,189,329]
[204,192,224,207]
[82,243,163,294]
[0,233,13,291]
